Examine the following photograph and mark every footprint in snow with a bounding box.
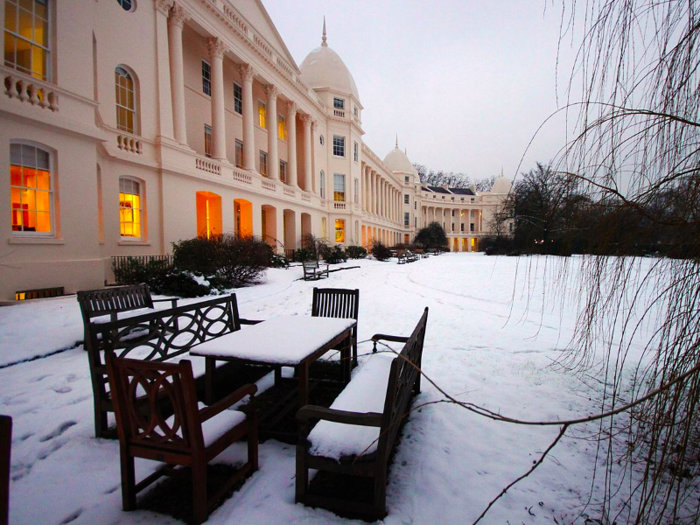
[52,385,72,394]
[40,421,76,442]
[28,374,51,383]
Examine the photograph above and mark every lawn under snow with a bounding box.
[1,254,663,524]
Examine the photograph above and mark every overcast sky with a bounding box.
[263,0,578,182]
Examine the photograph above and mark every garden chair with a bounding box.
[106,355,258,524]
[0,415,10,525]
[311,287,359,367]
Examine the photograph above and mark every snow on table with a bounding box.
[191,315,356,365]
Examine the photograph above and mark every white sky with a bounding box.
[263,0,578,181]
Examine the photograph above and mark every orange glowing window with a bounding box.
[258,101,266,129]
[119,178,142,238]
[278,115,286,140]
[10,143,52,234]
[335,219,345,243]
[196,191,222,239]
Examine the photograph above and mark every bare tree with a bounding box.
[548,1,700,522]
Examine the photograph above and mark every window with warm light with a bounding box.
[204,125,212,157]
[115,66,136,134]
[201,60,211,95]
[4,0,50,81]
[321,217,327,239]
[119,178,142,239]
[233,82,242,114]
[235,139,243,168]
[10,143,53,235]
[259,150,267,176]
[258,101,266,128]
[196,191,222,239]
[335,219,345,243]
[332,135,345,157]
[333,173,345,202]
[278,115,286,140]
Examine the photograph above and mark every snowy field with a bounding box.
[1,253,661,524]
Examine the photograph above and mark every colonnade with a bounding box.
[422,206,483,234]
[361,164,402,224]
[162,2,315,191]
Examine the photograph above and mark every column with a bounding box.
[302,114,312,191]
[265,85,279,180]
[208,38,228,161]
[240,64,256,171]
[287,102,298,187]
[155,1,174,141]
[167,3,188,145]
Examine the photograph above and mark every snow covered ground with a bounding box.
[1,254,660,524]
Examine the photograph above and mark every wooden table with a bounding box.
[190,315,357,411]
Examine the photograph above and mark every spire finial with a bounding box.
[395,134,398,148]
[322,17,327,46]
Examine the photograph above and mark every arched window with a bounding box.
[119,177,142,239]
[115,66,137,134]
[10,142,53,235]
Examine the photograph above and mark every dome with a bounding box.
[299,22,360,102]
[491,176,513,193]
[383,145,417,175]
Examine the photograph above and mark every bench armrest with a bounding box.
[296,405,383,427]
[371,333,409,352]
[200,383,257,422]
[153,297,178,308]
[239,318,263,325]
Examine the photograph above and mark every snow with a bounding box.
[308,353,394,460]
[192,315,356,364]
[0,254,663,524]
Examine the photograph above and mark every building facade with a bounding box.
[0,0,511,300]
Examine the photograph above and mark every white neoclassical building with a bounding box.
[0,0,511,300]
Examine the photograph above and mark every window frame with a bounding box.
[233,82,242,114]
[201,59,211,96]
[119,177,144,241]
[404,212,410,227]
[117,0,135,11]
[279,160,287,183]
[259,150,268,176]
[115,65,137,134]
[4,0,52,81]
[234,139,243,168]
[257,100,266,129]
[278,115,286,140]
[319,170,325,199]
[10,141,55,237]
[204,124,212,157]
[332,135,345,158]
[404,194,409,205]
[333,173,346,202]
[334,218,345,243]
[354,178,359,204]
[333,97,345,110]
[353,141,358,162]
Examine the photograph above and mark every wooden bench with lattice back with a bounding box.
[86,293,260,438]
[295,307,429,520]
[77,284,178,350]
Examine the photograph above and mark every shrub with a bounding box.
[172,234,270,289]
[301,234,329,260]
[293,248,315,262]
[112,256,172,286]
[345,245,367,259]
[323,245,348,264]
[157,272,211,297]
[371,241,392,261]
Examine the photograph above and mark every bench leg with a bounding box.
[295,422,309,503]
[192,461,208,524]
[120,450,137,511]
[205,357,216,405]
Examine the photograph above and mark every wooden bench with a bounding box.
[77,284,178,349]
[302,260,330,281]
[86,294,260,438]
[295,307,429,520]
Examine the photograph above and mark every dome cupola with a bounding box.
[383,138,418,175]
[299,19,360,102]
